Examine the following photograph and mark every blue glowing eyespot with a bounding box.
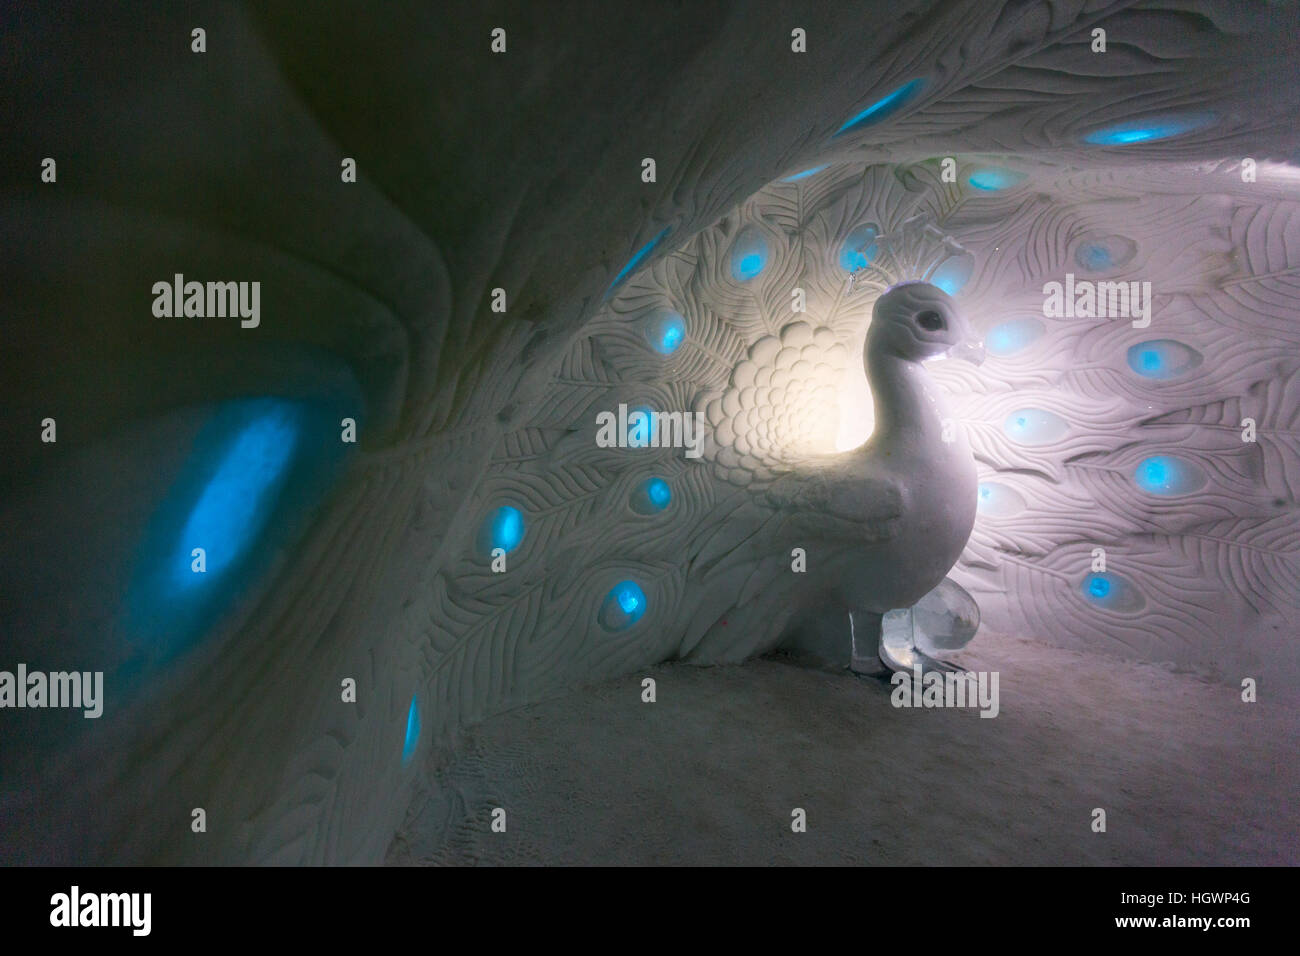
[967,167,1027,191]
[984,317,1045,357]
[1083,113,1216,146]
[730,228,769,281]
[643,310,687,355]
[402,695,421,765]
[834,78,927,137]
[170,403,301,588]
[661,324,683,352]
[485,505,526,553]
[606,226,672,299]
[1074,235,1137,272]
[1125,340,1203,380]
[976,482,1029,518]
[1080,572,1145,612]
[127,395,357,658]
[927,253,974,295]
[781,164,830,183]
[1077,244,1111,271]
[839,224,879,272]
[1002,408,1069,445]
[1134,455,1207,496]
[599,580,648,632]
[631,476,672,514]
[650,481,670,506]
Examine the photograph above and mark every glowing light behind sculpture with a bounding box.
[645,310,686,355]
[1074,235,1137,272]
[1134,455,1207,496]
[1080,572,1145,612]
[781,164,830,182]
[928,254,974,296]
[1083,113,1216,145]
[402,695,421,765]
[968,167,1027,190]
[730,228,769,281]
[834,78,926,136]
[839,224,880,272]
[172,402,301,589]
[607,226,671,299]
[985,317,1045,357]
[1003,408,1069,445]
[1126,340,1203,380]
[976,482,1027,517]
[599,580,648,632]
[127,394,359,660]
[486,505,526,552]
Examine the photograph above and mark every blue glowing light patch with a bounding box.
[730,228,769,281]
[647,478,671,508]
[1083,113,1216,146]
[1002,408,1069,445]
[1125,340,1203,380]
[984,317,1045,357]
[1080,572,1145,612]
[975,481,1027,517]
[631,476,672,514]
[1134,455,1206,496]
[127,394,358,660]
[1074,235,1137,272]
[1076,243,1112,271]
[834,78,927,137]
[928,253,975,295]
[968,167,1027,191]
[171,403,301,588]
[599,580,648,632]
[607,226,672,299]
[839,224,879,272]
[485,505,526,553]
[643,310,687,355]
[781,164,830,182]
[402,695,421,765]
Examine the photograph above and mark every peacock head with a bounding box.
[866,281,984,367]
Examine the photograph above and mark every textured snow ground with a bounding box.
[388,631,1298,866]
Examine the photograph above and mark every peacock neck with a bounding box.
[867,349,951,454]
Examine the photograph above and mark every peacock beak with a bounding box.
[947,340,986,366]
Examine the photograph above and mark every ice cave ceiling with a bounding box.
[1,0,1298,864]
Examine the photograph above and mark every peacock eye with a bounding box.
[916,310,944,332]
